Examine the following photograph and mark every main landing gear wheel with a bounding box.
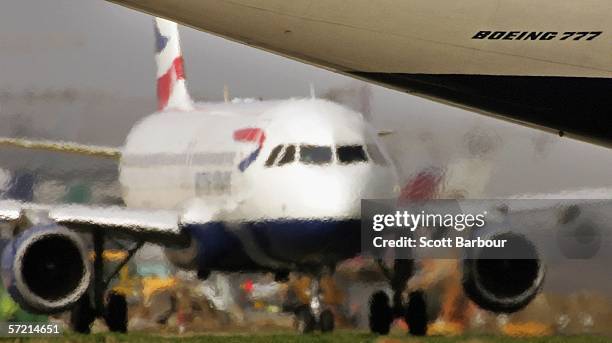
[70,295,96,334]
[104,291,128,333]
[405,290,427,336]
[368,291,393,335]
[70,230,142,334]
[370,259,427,336]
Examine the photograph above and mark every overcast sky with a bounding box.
[1,0,612,197]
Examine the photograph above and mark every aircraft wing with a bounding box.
[0,201,187,246]
[0,201,22,221]
[0,201,188,314]
[0,137,121,159]
[0,135,185,245]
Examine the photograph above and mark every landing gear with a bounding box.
[369,259,428,336]
[274,270,290,283]
[70,295,95,334]
[405,290,427,336]
[368,291,392,334]
[293,272,335,334]
[319,309,335,332]
[69,230,142,334]
[105,291,128,333]
[294,305,315,333]
[197,268,211,280]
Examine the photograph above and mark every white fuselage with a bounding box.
[119,98,398,228]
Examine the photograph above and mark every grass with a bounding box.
[5,331,612,343]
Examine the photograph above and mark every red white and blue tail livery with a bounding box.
[154,18,193,111]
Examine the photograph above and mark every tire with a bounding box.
[368,291,393,335]
[105,291,128,333]
[319,309,335,333]
[294,305,315,334]
[405,291,427,336]
[70,295,95,334]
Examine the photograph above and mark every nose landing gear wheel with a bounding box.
[293,272,337,334]
[294,305,316,334]
[369,291,393,335]
[319,309,335,333]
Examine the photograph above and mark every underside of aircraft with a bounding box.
[106,0,612,146]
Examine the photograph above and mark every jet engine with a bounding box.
[1,225,91,314]
[462,232,545,313]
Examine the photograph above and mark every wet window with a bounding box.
[300,145,332,165]
[265,145,283,167]
[337,145,368,164]
[367,144,388,165]
[277,145,296,166]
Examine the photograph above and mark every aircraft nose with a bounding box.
[306,164,399,217]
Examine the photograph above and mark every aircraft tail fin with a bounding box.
[154,18,194,111]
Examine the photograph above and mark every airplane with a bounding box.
[105,0,612,148]
[0,18,546,336]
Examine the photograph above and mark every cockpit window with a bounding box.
[337,145,368,164]
[277,144,296,166]
[300,145,332,165]
[366,144,388,165]
[265,145,283,167]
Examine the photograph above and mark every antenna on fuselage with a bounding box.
[309,83,316,99]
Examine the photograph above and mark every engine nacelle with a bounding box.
[462,232,545,313]
[1,225,91,314]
